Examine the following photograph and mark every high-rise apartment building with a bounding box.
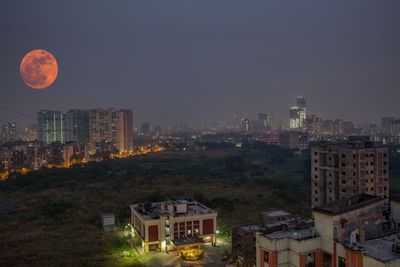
[66,109,89,144]
[37,110,66,144]
[24,124,37,141]
[89,108,118,152]
[306,114,322,137]
[311,137,389,208]
[1,122,17,142]
[116,109,133,152]
[333,119,344,136]
[89,108,133,153]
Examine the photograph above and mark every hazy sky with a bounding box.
[1,1,400,127]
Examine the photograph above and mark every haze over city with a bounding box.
[3,1,400,267]
[2,1,400,126]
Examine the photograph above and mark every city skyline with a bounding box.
[1,1,400,126]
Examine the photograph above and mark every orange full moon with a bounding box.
[20,49,58,89]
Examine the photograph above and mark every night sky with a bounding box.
[1,1,400,127]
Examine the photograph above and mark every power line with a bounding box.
[0,106,35,120]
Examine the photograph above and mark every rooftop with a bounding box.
[313,194,384,216]
[310,138,385,149]
[235,223,264,232]
[131,199,216,220]
[348,233,400,263]
[265,227,318,241]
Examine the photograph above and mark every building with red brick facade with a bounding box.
[256,194,400,267]
[130,199,217,254]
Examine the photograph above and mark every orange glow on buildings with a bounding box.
[0,145,165,180]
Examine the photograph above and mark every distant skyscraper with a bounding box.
[240,118,250,133]
[322,120,334,135]
[390,119,400,137]
[306,114,322,137]
[289,106,301,129]
[37,110,66,144]
[258,113,272,130]
[333,119,344,136]
[289,96,306,130]
[89,108,133,153]
[296,96,306,127]
[24,124,37,141]
[343,121,355,135]
[296,96,306,109]
[66,109,89,144]
[1,122,16,142]
[382,116,395,134]
[142,122,150,136]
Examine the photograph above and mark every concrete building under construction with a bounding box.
[311,138,389,208]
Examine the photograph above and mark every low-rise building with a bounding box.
[130,199,217,256]
[260,210,293,227]
[256,194,400,267]
[232,210,314,267]
[232,223,264,267]
[101,213,116,232]
[279,131,308,150]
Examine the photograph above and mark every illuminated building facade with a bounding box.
[37,110,66,144]
[130,199,217,254]
[1,122,17,142]
[24,124,37,141]
[289,106,301,129]
[89,108,133,154]
[241,118,251,133]
[289,96,306,130]
[66,109,89,144]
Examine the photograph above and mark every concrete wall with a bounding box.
[392,200,400,224]
[313,212,334,253]
[256,232,320,267]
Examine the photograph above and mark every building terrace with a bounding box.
[131,199,216,220]
[312,194,384,216]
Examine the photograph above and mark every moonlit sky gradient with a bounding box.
[1,1,400,127]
